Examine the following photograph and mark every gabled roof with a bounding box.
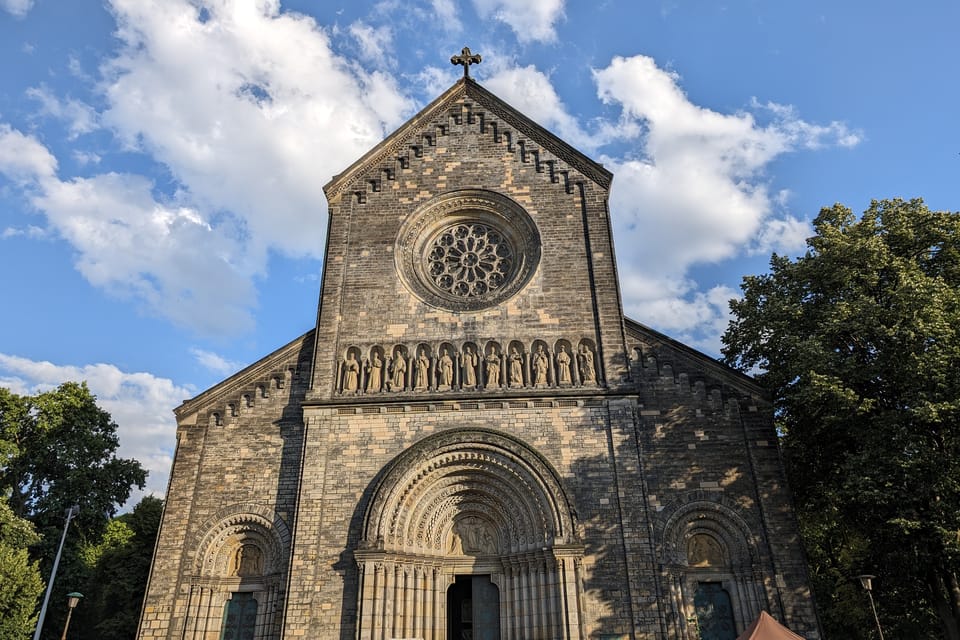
[324,77,612,201]
[174,329,314,419]
[625,316,766,399]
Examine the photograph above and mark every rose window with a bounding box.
[396,190,540,311]
[426,223,514,299]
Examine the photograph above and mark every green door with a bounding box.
[221,592,257,640]
[693,582,736,640]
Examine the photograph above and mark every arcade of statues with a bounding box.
[137,52,822,640]
[337,340,596,394]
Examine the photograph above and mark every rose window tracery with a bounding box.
[396,189,540,311]
[426,222,515,299]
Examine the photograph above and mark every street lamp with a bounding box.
[60,593,83,640]
[32,505,80,640]
[856,574,885,640]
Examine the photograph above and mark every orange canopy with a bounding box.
[736,611,807,640]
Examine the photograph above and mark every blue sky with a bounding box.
[1,0,957,503]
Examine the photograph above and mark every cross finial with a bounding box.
[451,46,482,79]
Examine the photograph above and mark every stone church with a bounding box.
[137,55,821,640]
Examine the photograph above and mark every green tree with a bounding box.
[722,199,960,639]
[0,497,44,639]
[0,382,146,538]
[76,496,164,640]
[0,382,146,638]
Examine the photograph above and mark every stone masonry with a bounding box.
[137,75,822,640]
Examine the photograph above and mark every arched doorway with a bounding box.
[448,575,500,640]
[354,429,585,640]
[182,505,289,639]
[659,499,773,639]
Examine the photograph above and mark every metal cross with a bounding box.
[451,46,482,78]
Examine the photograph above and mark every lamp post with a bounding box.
[60,593,83,640]
[32,505,80,640]
[856,574,885,640]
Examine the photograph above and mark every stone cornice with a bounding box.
[323,78,612,202]
[624,317,767,400]
[174,329,314,419]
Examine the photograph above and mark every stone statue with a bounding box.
[366,352,382,393]
[438,348,454,388]
[557,345,571,385]
[343,352,360,392]
[580,344,596,383]
[390,350,406,391]
[509,347,523,386]
[415,348,430,391]
[232,544,263,577]
[485,348,500,388]
[533,345,549,386]
[462,346,478,387]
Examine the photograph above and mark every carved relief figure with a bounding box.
[509,347,523,386]
[366,352,382,393]
[533,345,549,386]
[438,348,454,388]
[390,350,406,391]
[462,346,478,387]
[450,517,497,555]
[343,352,360,392]
[485,348,500,388]
[415,349,430,391]
[231,544,263,577]
[687,534,725,567]
[580,344,597,383]
[557,346,572,385]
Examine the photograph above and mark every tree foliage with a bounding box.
[75,496,164,640]
[0,382,146,539]
[0,497,43,640]
[722,199,960,639]
[0,381,147,638]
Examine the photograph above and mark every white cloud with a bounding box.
[72,150,102,166]
[484,65,596,151]
[0,127,259,333]
[0,123,58,183]
[101,0,414,262]
[1,0,418,337]
[32,170,258,334]
[190,347,243,376]
[592,54,857,349]
[750,215,812,256]
[349,20,393,67]
[26,85,99,139]
[471,0,564,43]
[1,0,33,18]
[751,99,862,149]
[0,353,192,506]
[2,224,47,239]
[432,0,461,31]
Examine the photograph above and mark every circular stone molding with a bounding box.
[396,190,541,311]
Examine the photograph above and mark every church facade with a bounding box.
[137,72,821,640]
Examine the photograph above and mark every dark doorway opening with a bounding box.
[694,581,737,640]
[447,575,500,640]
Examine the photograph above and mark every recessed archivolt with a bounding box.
[660,499,758,569]
[192,503,290,577]
[361,428,577,556]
